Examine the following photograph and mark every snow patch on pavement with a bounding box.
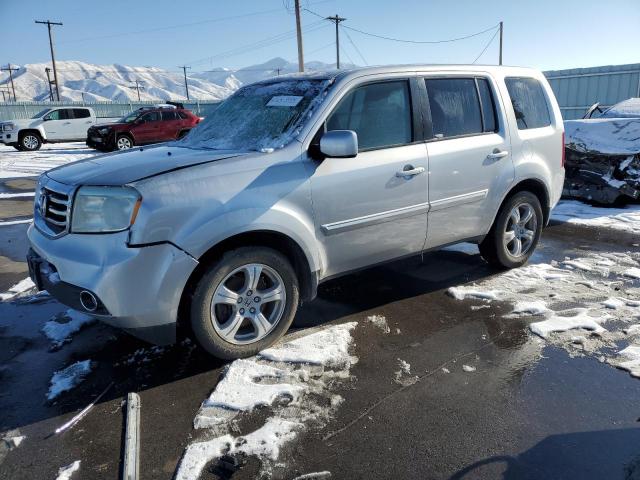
[530,309,608,338]
[366,315,390,334]
[0,277,36,301]
[611,345,640,378]
[42,309,96,348]
[0,143,95,179]
[55,460,81,480]
[551,200,640,234]
[180,323,358,479]
[447,286,500,301]
[47,360,93,400]
[462,364,476,372]
[177,418,300,480]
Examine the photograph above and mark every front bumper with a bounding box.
[86,129,115,150]
[27,225,198,345]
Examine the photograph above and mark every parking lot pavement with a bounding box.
[1,146,640,479]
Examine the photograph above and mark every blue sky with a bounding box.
[2,0,639,73]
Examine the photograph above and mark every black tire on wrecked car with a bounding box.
[479,191,543,269]
[190,247,299,359]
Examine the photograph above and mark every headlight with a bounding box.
[97,127,110,134]
[71,186,141,233]
[2,123,14,131]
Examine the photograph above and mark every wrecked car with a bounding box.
[563,108,640,204]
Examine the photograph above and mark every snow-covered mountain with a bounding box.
[0,58,355,102]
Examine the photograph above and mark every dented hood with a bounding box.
[45,145,247,186]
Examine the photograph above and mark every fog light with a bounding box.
[79,290,98,312]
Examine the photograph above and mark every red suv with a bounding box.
[86,104,200,152]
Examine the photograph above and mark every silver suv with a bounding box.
[27,65,564,359]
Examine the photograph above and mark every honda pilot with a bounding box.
[27,65,565,359]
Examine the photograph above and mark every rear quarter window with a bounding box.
[505,77,551,130]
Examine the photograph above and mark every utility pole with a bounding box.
[45,67,54,101]
[179,65,190,100]
[128,80,143,101]
[499,21,503,65]
[294,0,304,72]
[325,14,346,69]
[35,20,63,101]
[1,64,18,101]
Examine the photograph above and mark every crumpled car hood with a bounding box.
[46,145,247,186]
[565,118,640,156]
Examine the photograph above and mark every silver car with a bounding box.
[27,65,565,359]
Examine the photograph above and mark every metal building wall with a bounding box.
[544,63,640,120]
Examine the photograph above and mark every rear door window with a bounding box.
[425,78,482,138]
[72,108,91,119]
[326,80,413,150]
[476,78,497,133]
[162,111,177,121]
[504,77,551,129]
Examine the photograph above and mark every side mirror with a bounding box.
[320,130,358,158]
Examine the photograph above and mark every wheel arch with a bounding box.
[495,178,551,228]
[177,229,317,335]
[19,129,44,142]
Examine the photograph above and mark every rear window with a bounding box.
[162,111,177,121]
[505,77,551,130]
[72,108,91,119]
[425,78,482,139]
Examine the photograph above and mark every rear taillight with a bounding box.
[561,132,566,168]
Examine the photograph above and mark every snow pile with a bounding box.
[0,277,36,301]
[179,323,358,479]
[529,309,608,338]
[394,358,418,386]
[366,315,390,334]
[564,118,640,155]
[55,460,80,480]
[47,360,93,400]
[42,309,96,348]
[551,200,640,235]
[0,143,95,179]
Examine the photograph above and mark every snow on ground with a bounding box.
[366,314,390,334]
[0,143,95,179]
[55,460,81,480]
[551,200,640,234]
[42,309,96,349]
[447,247,640,379]
[178,323,358,480]
[47,360,93,401]
[0,277,36,301]
[2,435,25,449]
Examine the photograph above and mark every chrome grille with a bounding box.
[41,186,70,234]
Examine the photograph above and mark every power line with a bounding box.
[472,27,500,64]
[341,25,368,66]
[304,7,499,45]
[57,7,285,45]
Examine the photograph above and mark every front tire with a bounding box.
[115,134,133,150]
[479,191,543,269]
[190,247,300,359]
[19,133,42,151]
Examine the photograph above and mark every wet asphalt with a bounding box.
[1,175,640,480]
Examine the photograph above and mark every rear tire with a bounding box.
[479,191,543,269]
[19,132,42,151]
[190,247,300,359]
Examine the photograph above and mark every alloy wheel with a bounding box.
[503,202,537,257]
[210,263,286,345]
[23,135,39,150]
[117,137,132,150]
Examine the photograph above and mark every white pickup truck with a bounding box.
[0,107,97,151]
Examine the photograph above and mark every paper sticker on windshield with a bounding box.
[267,95,303,107]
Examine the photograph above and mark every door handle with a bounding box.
[487,149,509,160]
[63,122,71,125]
[86,121,92,124]
[396,165,425,178]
